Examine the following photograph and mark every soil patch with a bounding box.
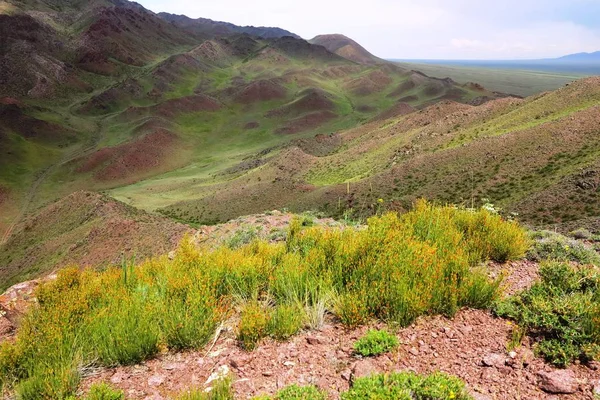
[244,122,260,130]
[233,80,288,104]
[266,89,334,118]
[275,111,337,135]
[76,129,180,182]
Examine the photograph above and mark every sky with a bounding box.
[136,0,600,60]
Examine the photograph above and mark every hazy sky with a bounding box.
[137,0,600,60]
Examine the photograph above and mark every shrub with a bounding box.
[268,304,304,341]
[341,371,472,400]
[334,292,370,328]
[275,384,327,400]
[354,330,399,357]
[494,261,600,367]
[527,231,600,265]
[237,302,271,350]
[227,225,261,249]
[83,383,124,400]
[570,228,593,240]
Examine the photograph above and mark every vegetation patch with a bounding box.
[527,230,600,265]
[176,377,234,400]
[495,261,600,367]
[354,330,399,357]
[342,371,473,400]
[269,384,327,400]
[0,201,527,398]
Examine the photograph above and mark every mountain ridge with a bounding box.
[310,33,383,65]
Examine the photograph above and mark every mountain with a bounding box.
[158,12,301,39]
[310,34,383,65]
[556,51,600,62]
[1,0,497,243]
[153,77,600,233]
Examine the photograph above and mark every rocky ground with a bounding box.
[79,260,599,400]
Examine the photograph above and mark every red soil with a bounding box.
[244,122,260,130]
[266,89,334,118]
[0,97,22,106]
[76,129,180,182]
[0,186,8,206]
[346,71,393,96]
[121,95,221,121]
[233,80,288,104]
[275,111,337,134]
[372,102,416,121]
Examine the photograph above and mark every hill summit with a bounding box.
[310,34,382,65]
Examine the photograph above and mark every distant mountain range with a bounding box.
[158,12,301,39]
[555,51,600,62]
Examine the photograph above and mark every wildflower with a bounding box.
[377,198,384,204]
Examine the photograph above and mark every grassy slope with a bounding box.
[394,61,586,97]
[29,38,487,212]
[152,77,600,230]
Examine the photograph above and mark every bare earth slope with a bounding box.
[310,34,383,65]
[0,191,191,291]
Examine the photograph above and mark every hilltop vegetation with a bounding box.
[0,202,528,398]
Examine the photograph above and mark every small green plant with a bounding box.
[495,261,600,367]
[275,384,327,400]
[227,225,261,249]
[527,231,600,265]
[341,371,472,400]
[83,383,125,400]
[354,330,399,357]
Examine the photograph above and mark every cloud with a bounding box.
[137,0,600,59]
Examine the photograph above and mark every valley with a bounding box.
[1,1,600,399]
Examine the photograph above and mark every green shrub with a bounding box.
[334,292,370,328]
[527,231,600,265]
[354,330,399,357]
[341,371,472,400]
[83,383,124,400]
[227,225,261,249]
[275,384,327,400]
[268,304,304,341]
[494,261,600,367]
[570,228,593,240]
[237,302,271,350]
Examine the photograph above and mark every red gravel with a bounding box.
[81,307,598,399]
